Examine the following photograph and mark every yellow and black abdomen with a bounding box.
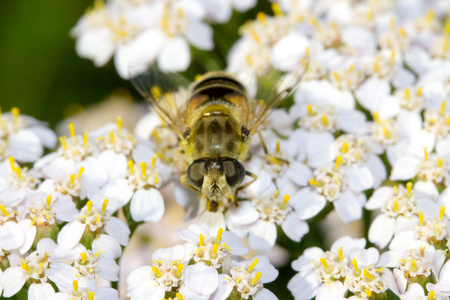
[187,112,245,161]
[183,71,251,163]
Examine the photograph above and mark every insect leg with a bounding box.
[232,171,258,205]
[256,130,269,155]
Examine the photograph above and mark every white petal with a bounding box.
[254,288,278,300]
[390,157,421,180]
[305,132,334,168]
[152,244,185,261]
[331,236,366,254]
[158,37,190,72]
[281,212,309,242]
[287,271,319,300]
[47,263,78,291]
[316,281,345,300]
[226,201,259,226]
[130,283,165,300]
[286,162,311,186]
[232,0,256,11]
[337,109,368,133]
[0,221,25,250]
[290,188,327,220]
[368,214,395,248]
[57,221,86,249]
[127,266,153,291]
[334,191,362,223]
[355,77,390,112]
[130,188,165,222]
[79,157,107,188]
[271,32,310,69]
[346,166,374,193]
[97,258,119,281]
[365,186,394,210]
[185,263,218,296]
[97,150,127,180]
[92,234,122,260]
[29,126,57,149]
[222,231,248,256]
[7,130,43,162]
[198,211,225,235]
[210,274,233,300]
[28,283,55,300]
[248,221,277,252]
[105,217,130,246]
[18,219,37,254]
[76,28,114,67]
[1,267,27,297]
[186,21,213,50]
[365,155,386,188]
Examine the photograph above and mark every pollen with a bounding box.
[256,12,266,25]
[352,258,359,272]
[102,199,108,213]
[373,111,380,123]
[283,194,290,204]
[216,227,223,241]
[335,155,342,169]
[320,258,329,269]
[152,266,162,277]
[338,247,343,261]
[440,206,445,220]
[251,271,262,285]
[81,252,88,263]
[83,131,88,147]
[177,263,183,275]
[271,2,282,17]
[212,243,219,255]
[140,162,147,178]
[341,142,349,153]
[0,205,9,217]
[69,122,76,138]
[248,258,259,272]
[406,182,413,195]
[87,200,93,213]
[46,195,52,208]
[88,292,95,300]
[70,174,76,187]
[59,136,68,151]
[151,86,162,100]
[440,101,446,114]
[321,115,328,126]
[428,290,435,300]
[151,154,158,169]
[116,116,122,131]
[418,211,424,225]
[73,280,78,292]
[128,160,134,174]
[199,233,204,246]
[307,104,313,115]
[176,293,184,300]
[309,178,320,186]
[21,262,30,273]
[11,107,20,123]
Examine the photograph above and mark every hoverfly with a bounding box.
[131,63,307,212]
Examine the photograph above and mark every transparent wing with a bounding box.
[237,59,309,136]
[131,67,191,137]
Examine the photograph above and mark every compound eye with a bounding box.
[187,160,207,190]
[223,159,245,188]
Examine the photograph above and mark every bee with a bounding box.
[132,64,307,212]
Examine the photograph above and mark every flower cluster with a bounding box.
[5,0,450,299]
[72,0,256,78]
[127,225,278,300]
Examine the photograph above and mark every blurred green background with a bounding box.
[0,0,132,128]
[0,0,275,129]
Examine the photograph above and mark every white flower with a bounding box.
[177,224,248,268]
[0,108,56,163]
[57,200,130,248]
[1,238,78,299]
[365,184,429,248]
[288,236,367,300]
[73,0,213,78]
[227,172,309,251]
[212,255,278,300]
[49,279,119,300]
